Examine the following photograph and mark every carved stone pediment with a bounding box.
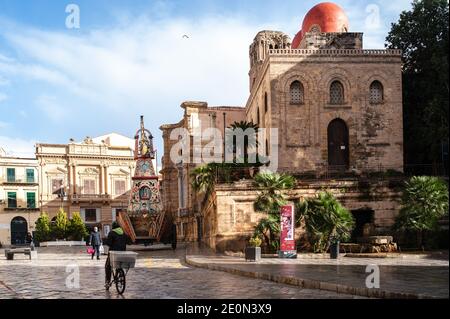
[79,167,99,175]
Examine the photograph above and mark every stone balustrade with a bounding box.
[268,48,402,56]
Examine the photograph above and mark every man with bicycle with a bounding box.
[104,221,132,289]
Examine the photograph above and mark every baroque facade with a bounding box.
[0,151,39,246]
[160,102,245,241]
[36,133,136,238]
[160,2,405,250]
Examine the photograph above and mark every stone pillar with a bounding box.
[99,165,103,194]
[104,165,108,194]
[72,165,77,194]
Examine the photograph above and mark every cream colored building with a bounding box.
[0,150,39,246]
[36,133,136,237]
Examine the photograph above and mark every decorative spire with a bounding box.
[136,115,155,159]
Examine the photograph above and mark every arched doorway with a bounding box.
[327,118,349,170]
[11,216,28,245]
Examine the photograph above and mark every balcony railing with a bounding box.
[70,194,111,202]
[2,178,38,184]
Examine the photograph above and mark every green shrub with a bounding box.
[248,236,262,247]
[394,176,449,248]
[67,212,88,241]
[34,212,51,242]
[297,192,354,253]
[52,209,69,240]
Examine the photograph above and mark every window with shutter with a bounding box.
[7,192,17,208]
[52,179,63,195]
[83,179,96,194]
[26,169,35,183]
[7,168,15,182]
[115,180,126,195]
[27,192,36,209]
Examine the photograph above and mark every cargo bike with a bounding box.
[106,251,138,295]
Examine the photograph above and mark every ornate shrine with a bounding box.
[118,116,164,243]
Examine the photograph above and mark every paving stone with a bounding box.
[0,247,361,299]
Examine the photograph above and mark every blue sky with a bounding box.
[0,0,412,157]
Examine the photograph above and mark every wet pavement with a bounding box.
[186,246,449,299]
[0,246,364,299]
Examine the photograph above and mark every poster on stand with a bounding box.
[279,204,297,258]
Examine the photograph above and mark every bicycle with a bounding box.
[105,251,138,295]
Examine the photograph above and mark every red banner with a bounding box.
[280,205,295,251]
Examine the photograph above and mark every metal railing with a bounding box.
[1,178,37,184]
[70,194,111,201]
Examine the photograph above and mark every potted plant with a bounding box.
[245,236,262,262]
[329,236,340,259]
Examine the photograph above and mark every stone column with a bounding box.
[99,165,103,194]
[104,165,108,194]
[72,165,77,194]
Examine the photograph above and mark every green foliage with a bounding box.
[252,171,295,250]
[253,172,296,212]
[226,121,260,163]
[386,0,449,164]
[191,163,217,195]
[52,208,69,240]
[394,176,449,232]
[297,192,354,253]
[248,236,262,247]
[67,212,88,241]
[34,212,51,242]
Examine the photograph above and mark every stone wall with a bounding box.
[245,49,404,174]
[200,178,403,252]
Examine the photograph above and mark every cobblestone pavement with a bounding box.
[186,248,449,299]
[0,246,365,299]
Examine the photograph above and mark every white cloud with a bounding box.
[0,92,7,103]
[36,95,66,122]
[0,16,258,115]
[0,135,36,157]
[0,75,9,86]
[0,121,9,129]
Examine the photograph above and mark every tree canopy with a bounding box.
[386,0,449,166]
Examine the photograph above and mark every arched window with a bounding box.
[290,81,304,104]
[256,107,260,125]
[369,80,384,104]
[264,92,268,113]
[330,81,344,104]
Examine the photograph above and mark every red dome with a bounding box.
[292,2,349,49]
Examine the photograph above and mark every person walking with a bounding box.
[104,222,132,289]
[89,227,102,260]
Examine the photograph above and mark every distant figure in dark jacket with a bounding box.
[104,222,132,288]
[89,227,102,260]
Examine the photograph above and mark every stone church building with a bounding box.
[160,2,404,251]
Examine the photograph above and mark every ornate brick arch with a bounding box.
[362,73,389,104]
[318,67,352,105]
[280,72,315,103]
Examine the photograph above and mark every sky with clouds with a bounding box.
[0,0,412,157]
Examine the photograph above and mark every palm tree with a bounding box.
[191,164,217,195]
[297,192,354,253]
[394,176,449,249]
[252,171,295,250]
[226,121,259,163]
